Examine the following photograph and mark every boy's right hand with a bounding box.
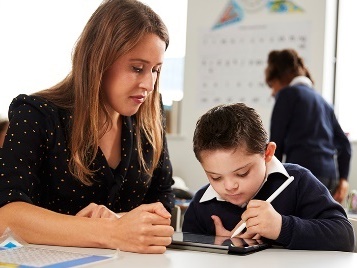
[239,200,282,240]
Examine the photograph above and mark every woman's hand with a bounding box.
[76,203,119,219]
[333,178,349,204]
[106,202,174,253]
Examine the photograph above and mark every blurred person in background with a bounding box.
[265,48,351,204]
[0,118,9,147]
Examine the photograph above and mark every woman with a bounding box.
[265,48,351,204]
[0,118,9,147]
[0,0,174,254]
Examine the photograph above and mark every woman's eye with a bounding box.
[153,68,161,74]
[132,66,143,72]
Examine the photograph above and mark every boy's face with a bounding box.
[199,143,275,206]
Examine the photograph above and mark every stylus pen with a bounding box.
[230,176,295,238]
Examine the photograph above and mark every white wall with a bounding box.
[166,0,357,193]
[0,0,102,118]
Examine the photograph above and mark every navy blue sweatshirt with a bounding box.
[270,84,351,182]
[182,163,354,252]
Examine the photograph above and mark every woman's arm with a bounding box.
[331,111,351,203]
[0,201,174,253]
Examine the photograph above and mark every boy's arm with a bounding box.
[276,170,354,252]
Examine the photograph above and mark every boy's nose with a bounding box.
[225,179,239,191]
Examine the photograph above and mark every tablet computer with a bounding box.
[169,232,270,255]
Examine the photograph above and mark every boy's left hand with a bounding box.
[239,200,282,240]
[211,215,231,237]
[211,215,261,240]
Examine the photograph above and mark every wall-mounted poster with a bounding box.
[197,20,310,115]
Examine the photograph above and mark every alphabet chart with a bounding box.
[197,21,310,114]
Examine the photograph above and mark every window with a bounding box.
[0,0,102,118]
[139,0,187,134]
[0,0,187,134]
[335,0,357,140]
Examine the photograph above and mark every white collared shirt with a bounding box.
[289,76,313,88]
[199,156,290,206]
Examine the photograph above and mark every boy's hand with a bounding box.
[211,215,261,243]
[239,200,282,240]
[211,215,236,245]
[211,215,231,237]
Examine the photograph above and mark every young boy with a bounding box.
[182,103,354,252]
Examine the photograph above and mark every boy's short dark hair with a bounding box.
[193,103,268,162]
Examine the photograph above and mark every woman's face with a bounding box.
[199,143,276,206]
[0,131,6,147]
[101,33,166,117]
[267,79,285,97]
[0,123,8,147]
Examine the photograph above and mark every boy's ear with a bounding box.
[265,142,276,162]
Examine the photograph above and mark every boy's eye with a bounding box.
[211,176,221,181]
[236,171,249,177]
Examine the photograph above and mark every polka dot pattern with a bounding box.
[0,94,175,214]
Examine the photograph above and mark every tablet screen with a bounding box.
[169,232,270,255]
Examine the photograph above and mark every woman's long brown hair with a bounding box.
[265,48,314,85]
[33,0,169,185]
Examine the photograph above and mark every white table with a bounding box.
[93,248,357,268]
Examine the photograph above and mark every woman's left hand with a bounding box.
[76,203,120,219]
[333,178,349,204]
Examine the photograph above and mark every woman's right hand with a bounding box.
[76,203,120,219]
[106,202,174,253]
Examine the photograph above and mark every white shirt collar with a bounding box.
[199,156,290,204]
[289,76,313,88]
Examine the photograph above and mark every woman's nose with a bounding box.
[140,72,156,92]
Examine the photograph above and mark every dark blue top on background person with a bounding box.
[265,49,351,203]
[271,82,351,188]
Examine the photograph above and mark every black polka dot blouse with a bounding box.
[0,94,174,215]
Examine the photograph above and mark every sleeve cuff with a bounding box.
[276,215,294,246]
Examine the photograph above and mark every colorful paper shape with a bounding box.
[267,0,304,13]
[213,0,244,29]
